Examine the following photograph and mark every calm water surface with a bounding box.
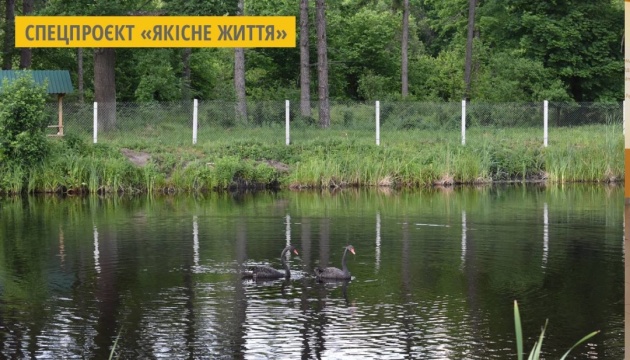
[0,185,623,359]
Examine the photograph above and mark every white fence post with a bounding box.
[93,102,98,144]
[376,100,380,146]
[543,100,549,147]
[461,99,466,145]
[285,100,290,145]
[192,99,198,145]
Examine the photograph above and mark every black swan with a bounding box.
[242,245,299,279]
[314,245,355,280]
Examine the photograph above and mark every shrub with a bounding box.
[0,74,50,167]
[63,132,89,154]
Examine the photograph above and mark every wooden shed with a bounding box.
[0,70,74,136]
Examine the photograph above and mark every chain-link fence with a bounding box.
[46,100,623,148]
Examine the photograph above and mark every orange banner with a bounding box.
[15,16,296,48]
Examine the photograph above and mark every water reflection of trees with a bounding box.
[230,220,247,358]
[93,226,120,358]
[0,187,624,358]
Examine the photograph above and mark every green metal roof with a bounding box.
[0,70,73,94]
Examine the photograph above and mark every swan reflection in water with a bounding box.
[316,278,353,306]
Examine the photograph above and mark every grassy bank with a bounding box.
[0,124,623,194]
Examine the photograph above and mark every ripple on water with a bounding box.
[0,187,622,359]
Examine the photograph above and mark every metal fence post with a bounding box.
[93,101,98,144]
[376,100,380,146]
[543,100,548,147]
[285,100,290,145]
[193,99,198,145]
[461,99,466,145]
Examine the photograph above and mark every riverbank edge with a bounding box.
[1,159,622,196]
[0,134,623,195]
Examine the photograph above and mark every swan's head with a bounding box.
[346,245,355,255]
[288,245,299,255]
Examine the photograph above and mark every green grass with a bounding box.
[0,123,623,194]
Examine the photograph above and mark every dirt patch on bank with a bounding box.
[261,159,290,173]
[121,148,151,167]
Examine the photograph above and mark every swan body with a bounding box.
[243,245,299,279]
[315,245,355,280]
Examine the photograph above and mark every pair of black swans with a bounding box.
[242,244,356,280]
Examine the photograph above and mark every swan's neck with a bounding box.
[280,247,291,276]
[341,248,349,274]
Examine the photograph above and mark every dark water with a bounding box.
[0,185,623,359]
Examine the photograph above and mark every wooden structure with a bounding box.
[0,70,74,136]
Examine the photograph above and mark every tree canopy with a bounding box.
[2,0,622,102]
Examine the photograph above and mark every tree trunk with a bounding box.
[182,48,192,100]
[78,48,84,102]
[299,0,311,118]
[3,0,15,70]
[234,0,247,123]
[94,48,117,131]
[234,48,247,122]
[19,0,32,69]
[401,0,409,98]
[315,0,330,128]
[463,0,477,101]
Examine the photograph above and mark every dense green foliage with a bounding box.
[478,0,623,102]
[0,0,622,193]
[3,0,621,102]
[0,74,50,167]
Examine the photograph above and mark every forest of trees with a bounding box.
[0,0,624,107]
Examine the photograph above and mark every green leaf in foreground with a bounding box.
[514,300,523,360]
[109,329,122,360]
[514,300,599,360]
[559,330,601,360]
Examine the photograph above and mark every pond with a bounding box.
[0,184,623,359]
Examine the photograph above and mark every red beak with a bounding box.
[293,249,299,255]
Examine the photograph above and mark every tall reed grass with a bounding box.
[0,124,622,194]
